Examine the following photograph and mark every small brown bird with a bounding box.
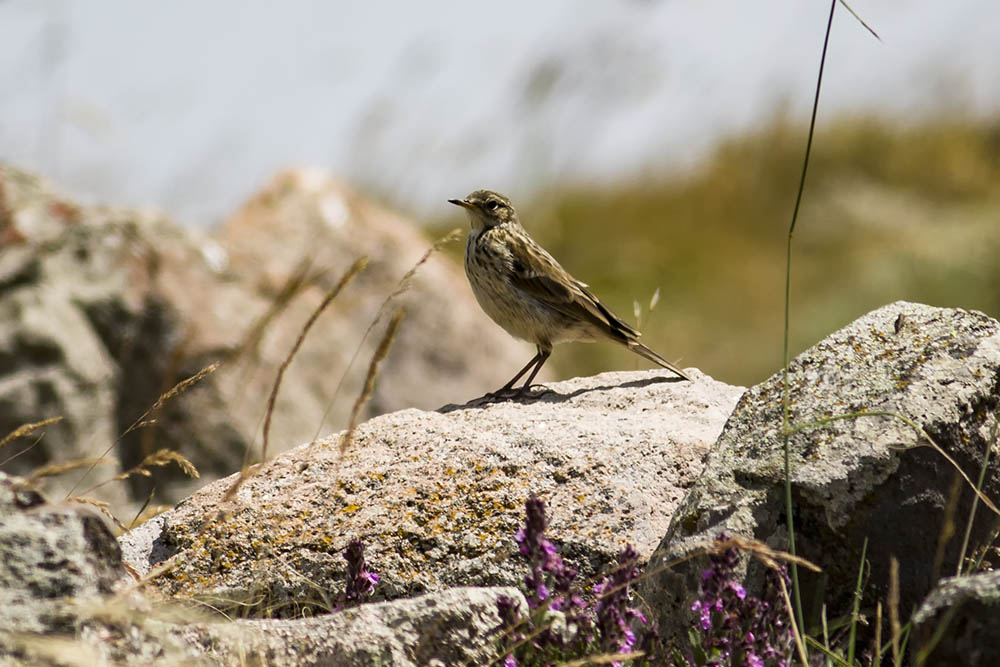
[449,189,691,397]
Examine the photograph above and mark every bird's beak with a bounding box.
[448,198,474,209]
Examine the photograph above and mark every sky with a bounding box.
[2,0,998,226]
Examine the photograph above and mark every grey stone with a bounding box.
[0,472,124,635]
[1,586,524,666]
[179,586,526,667]
[911,570,1000,667]
[643,301,1000,643]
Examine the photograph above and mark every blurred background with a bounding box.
[3,0,999,387]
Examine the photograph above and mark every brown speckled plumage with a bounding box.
[450,189,690,397]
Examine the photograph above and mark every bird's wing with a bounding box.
[507,232,640,341]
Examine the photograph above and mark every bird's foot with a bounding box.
[522,383,553,397]
[497,384,553,401]
[484,388,519,401]
[470,383,553,405]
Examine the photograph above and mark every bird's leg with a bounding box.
[514,346,552,396]
[490,348,543,397]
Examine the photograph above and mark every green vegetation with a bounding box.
[439,116,1000,386]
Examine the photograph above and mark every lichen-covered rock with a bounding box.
[643,301,1000,643]
[912,570,1000,667]
[0,469,527,666]
[120,369,741,617]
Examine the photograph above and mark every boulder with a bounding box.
[912,570,1000,667]
[0,471,124,636]
[643,301,1000,643]
[119,369,741,617]
[178,586,526,667]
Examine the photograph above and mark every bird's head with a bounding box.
[448,190,518,231]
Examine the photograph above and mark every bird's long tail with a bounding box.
[627,340,693,381]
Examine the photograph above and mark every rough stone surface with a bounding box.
[0,166,537,513]
[120,369,741,616]
[0,468,526,666]
[912,571,1000,667]
[179,586,525,667]
[643,301,1000,643]
[4,585,524,667]
[0,471,125,635]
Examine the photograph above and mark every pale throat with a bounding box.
[467,214,489,233]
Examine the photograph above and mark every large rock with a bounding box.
[7,586,523,666]
[0,471,124,636]
[120,369,741,617]
[643,302,1000,642]
[912,570,1000,667]
[178,586,526,666]
[0,166,535,513]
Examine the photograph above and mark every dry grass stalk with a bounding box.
[223,257,367,503]
[314,229,460,441]
[931,474,962,584]
[1,633,104,667]
[889,556,901,667]
[129,362,222,437]
[121,559,142,581]
[66,362,220,499]
[127,487,158,531]
[875,601,883,667]
[261,256,368,460]
[775,566,811,667]
[709,534,822,573]
[0,416,62,451]
[230,256,323,363]
[120,449,199,480]
[383,228,462,303]
[222,462,262,504]
[82,449,199,497]
[27,457,112,485]
[67,496,126,531]
[128,505,173,532]
[340,307,405,457]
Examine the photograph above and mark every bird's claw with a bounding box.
[479,384,552,402]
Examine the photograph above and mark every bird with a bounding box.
[449,189,691,398]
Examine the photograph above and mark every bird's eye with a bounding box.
[486,200,499,211]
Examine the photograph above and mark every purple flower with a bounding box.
[496,495,659,665]
[686,534,793,666]
[592,543,656,661]
[336,537,379,609]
